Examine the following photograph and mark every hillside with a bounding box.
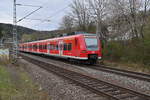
[0,23,37,38]
[0,23,66,42]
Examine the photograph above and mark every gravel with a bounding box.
[19,59,107,100]
[59,62,150,95]
[20,53,150,97]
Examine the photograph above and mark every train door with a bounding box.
[47,43,50,54]
[58,40,63,56]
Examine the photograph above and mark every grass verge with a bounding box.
[0,64,50,100]
[103,60,150,74]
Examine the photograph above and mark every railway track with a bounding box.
[20,53,150,100]
[49,55,150,82]
[89,65,150,82]
[20,52,150,82]
[44,54,150,82]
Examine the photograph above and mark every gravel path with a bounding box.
[19,59,108,100]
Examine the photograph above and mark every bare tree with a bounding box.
[88,0,109,40]
[139,0,150,38]
[59,15,74,32]
[70,0,92,31]
[109,0,150,40]
[108,0,132,40]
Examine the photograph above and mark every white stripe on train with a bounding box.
[20,50,102,60]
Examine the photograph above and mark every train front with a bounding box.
[81,34,102,64]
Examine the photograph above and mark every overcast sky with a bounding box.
[0,0,72,31]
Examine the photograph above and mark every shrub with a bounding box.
[103,36,150,66]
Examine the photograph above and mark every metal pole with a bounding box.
[12,0,18,62]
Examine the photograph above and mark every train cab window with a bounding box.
[68,43,72,51]
[85,38,98,51]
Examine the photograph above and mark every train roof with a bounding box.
[21,33,97,44]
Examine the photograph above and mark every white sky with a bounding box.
[0,0,72,31]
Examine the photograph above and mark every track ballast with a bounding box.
[20,53,150,100]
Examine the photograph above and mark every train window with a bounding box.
[64,43,67,50]
[43,45,45,49]
[68,43,72,51]
[42,45,44,49]
[42,45,43,49]
[50,44,54,50]
[45,45,47,49]
[56,45,59,50]
[48,44,50,50]
[36,45,39,49]
[39,45,42,49]
[39,45,41,49]
[54,45,56,50]
[36,45,37,49]
[33,45,37,49]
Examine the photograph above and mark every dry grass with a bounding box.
[103,60,150,74]
[0,55,10,65]
[0,64,51,100]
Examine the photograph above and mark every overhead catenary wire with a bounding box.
[25,18,50,22]
[16,4,42,8]
[17,6,42,23]
[34,3,71,29]
[16,0,72,30]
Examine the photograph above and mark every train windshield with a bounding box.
[85,37,98,51]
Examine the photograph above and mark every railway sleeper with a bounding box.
[119,96,139,100]
[83,81,101,85]
[128,96,145,100]
[97,85,111,90]
[22,54,150,100]
[101,88,117,92]
[115,93,134,99]
[88,84,105,88]
[107,90,123,95]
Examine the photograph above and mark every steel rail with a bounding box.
[20,52,150,82]
[20,54,150,100]
[89,64,150,82]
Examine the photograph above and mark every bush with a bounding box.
[103,41,125,61]
[103,36,150,66]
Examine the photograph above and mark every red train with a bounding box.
[19,33,102,64]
